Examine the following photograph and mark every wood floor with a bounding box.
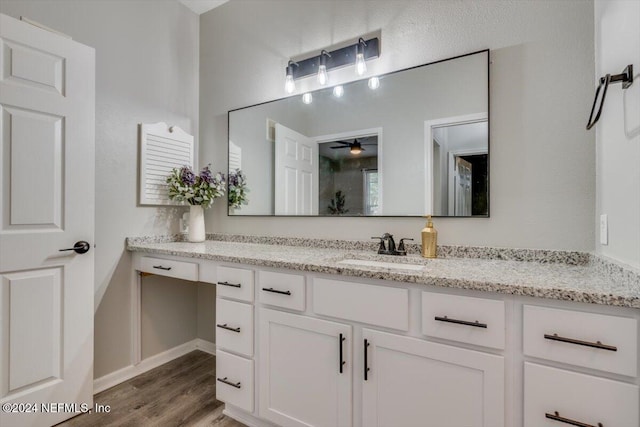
[57,351,246,427]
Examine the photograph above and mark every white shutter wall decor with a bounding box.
[139,122,194,206]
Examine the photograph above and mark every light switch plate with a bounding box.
[600,214,608,245]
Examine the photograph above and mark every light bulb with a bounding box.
[317,65,328,85]
[368,76,380,90]
[355,52,366,76]
[302,93,313,104]
[333,85,344,97]
[285,74,295,94]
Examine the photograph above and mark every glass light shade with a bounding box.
[285,74,295,93]
[355,53,367,76]
[302,93,313,104]
[317,65,328,85]
[350,147,362,154]
[368,76,380,90]
[333,85,344,97]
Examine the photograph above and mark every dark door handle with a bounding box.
[339,333,346,373]
[153,265,172,271]
[364,339,370,381]
[59,241,91,254]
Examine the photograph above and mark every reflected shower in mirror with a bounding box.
[228,50,489,217]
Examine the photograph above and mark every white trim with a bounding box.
[447,148,486,215]
[94,338,215,394]
[131,270,141,366]
[194,338,217,355]
[313,127,384,215]
[223,405,279,427]
[424,113,488,215]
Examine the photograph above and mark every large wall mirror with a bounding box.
[228,50,489,217]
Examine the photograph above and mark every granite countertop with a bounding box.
[126,235,640,309]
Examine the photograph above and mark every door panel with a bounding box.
[274,123,318,215]
[4,106,63,228]
[362,329,504,427]
[259,308,352,427]
[0,13,95,427]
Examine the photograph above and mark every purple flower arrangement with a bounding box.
[228,169,249,209]
[166,165,225,208]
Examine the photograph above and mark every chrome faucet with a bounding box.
[372,234,414,256]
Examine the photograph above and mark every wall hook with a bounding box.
[586,64,633,130]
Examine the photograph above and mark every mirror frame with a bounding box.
[227,49,490,218]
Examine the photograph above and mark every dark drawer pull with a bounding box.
[153,265,172,271]
[435,315,487,329]
[218,281,241,288]
[364,339,370,381]
[262,287,291,295]
[217,377,241,389]
[216,323,241,333]
[545,411,602,427]
[544,333,617,352]
[339,333,346,374]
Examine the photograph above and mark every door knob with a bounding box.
[59,241,91,254]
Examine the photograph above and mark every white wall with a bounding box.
[201,0,595,251]
[594,0,640,268]
[0,0,200,378]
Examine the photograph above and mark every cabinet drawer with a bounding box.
[314,278,409,331]
[524,363,639,427]
[523,305,637,376]
[258,271,305,311]
[139,256,198,281]
[216,350,254,413]
[200,265,254,302]
[422,293,505,349]
[216,298,253,357]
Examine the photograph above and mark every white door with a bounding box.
[362,329,504,427]
[274,123,318,215]
[0,14,95,427]
[450,156,472,216]
[259,308,352,427]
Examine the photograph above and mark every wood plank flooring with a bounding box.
[57,351,246,427]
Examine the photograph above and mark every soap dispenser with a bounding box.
[421,215,437,258]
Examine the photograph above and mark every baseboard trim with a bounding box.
[194,338,216,355]
[93,338,215,394]
[223,405,277,427]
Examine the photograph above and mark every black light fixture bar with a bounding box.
[289,37,380,80]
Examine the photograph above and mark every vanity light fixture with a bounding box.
[302,93,313,104]
[368,76,380,90]
[317,50,331,85]
[284,36,380,92]
[333,85,344,97]
[285,61,298,94]
[355,38,367,76]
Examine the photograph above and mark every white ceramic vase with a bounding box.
[188,205,205,242]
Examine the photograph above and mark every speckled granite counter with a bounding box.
[126,235,640,309]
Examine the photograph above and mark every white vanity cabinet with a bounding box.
[522,305,639,427]
[362,329,504,427]
[129,250,640,427]
[258,308,352,427]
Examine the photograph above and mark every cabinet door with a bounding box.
[259,308,352,427]
[362,329,504,427]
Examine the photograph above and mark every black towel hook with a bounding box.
[586,64,633,130]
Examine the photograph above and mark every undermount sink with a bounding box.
[337,259,427,271]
